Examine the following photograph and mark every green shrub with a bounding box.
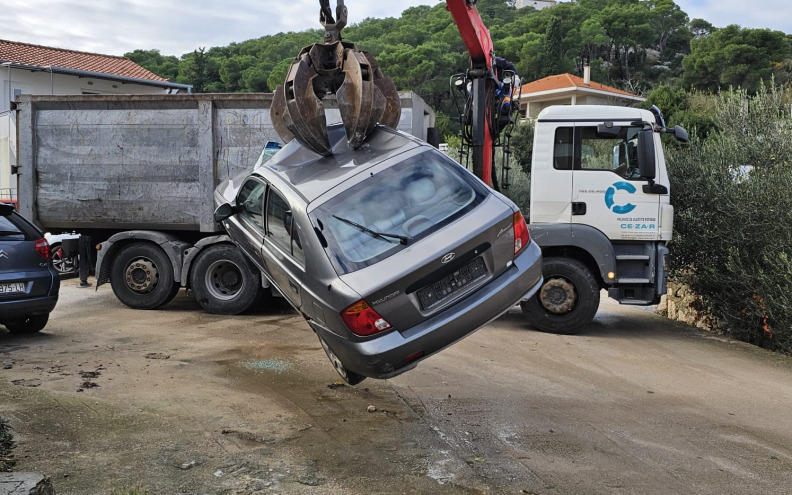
[668,83,792,353]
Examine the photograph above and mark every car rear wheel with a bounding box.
[4,314,49,334]
[318,335,365,385]
[190,244,259,315]
[521,257,600,335]
[111,242,180,310]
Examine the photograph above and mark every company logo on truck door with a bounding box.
[605,181,637,214]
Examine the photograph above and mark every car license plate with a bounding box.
[0,282,25,294]
[417,257,487,310]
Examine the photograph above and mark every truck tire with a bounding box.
[111,242,180,310]
[190,244,259,315]
[521,257,600,334]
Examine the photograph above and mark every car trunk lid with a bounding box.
[338,195,516,332]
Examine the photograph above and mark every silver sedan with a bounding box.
[214,124,542,384]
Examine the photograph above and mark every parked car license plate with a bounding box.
[417,257,487,310]
[0,282,25,294]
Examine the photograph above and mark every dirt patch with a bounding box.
[0,285,472,494]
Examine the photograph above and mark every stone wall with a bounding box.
[657,282,717,331]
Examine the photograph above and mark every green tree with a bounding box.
[539,15,564,77]
[682,25,791,93]
[124,49,179,80]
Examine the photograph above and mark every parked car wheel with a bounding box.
[50,243,79,275]
[4,314,49,334]
[521,257,600,335]
[318,335,365,385]
[190,244,259,315]
[111,242,179,310]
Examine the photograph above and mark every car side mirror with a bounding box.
[0,203,13,216]
[637,129,656,180]
[672,125,689,144]
[214,203,236,223]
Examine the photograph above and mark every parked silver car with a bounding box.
[214,124,542,384]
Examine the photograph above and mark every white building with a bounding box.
[515,0,557,10]
[1,39,191,203]
[517,68,645,120]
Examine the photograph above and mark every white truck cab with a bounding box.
[522,105,687,333]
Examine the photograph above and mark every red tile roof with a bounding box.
[0,39,168,82]
[519,73,642,99]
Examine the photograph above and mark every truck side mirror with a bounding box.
[214,203,236,223]
[0,203,13,216]
[637,129,656,180]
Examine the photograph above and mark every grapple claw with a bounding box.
[337,50,386,149]
[281,53,333,155]
[270,0,402,156]
[271,83,295,144]
[364,52,401,128]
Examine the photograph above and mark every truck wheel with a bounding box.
[111,242,180,310]
[521,257,600,334]
[190,244,259,315]
[318,335,365,385]
[4,314,49,334]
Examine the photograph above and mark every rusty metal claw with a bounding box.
[337,50,386,148]
[271,0,402,156]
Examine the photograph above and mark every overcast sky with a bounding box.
[0,0,789,57]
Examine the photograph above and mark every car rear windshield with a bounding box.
[0,215,29,241]
[311,150,489,274]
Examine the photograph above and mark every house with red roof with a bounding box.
[0,39,191,200]
[517,67,645,120]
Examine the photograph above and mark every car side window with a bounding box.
[236,179,267,229]
[266,188,304,265]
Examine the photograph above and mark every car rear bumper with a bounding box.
[312,241,543,379]
[0,294,59,322]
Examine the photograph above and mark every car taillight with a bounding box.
[341,300,392,336]
[34,238,50,259]
[513,211,530,255]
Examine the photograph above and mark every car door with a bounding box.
[225,178,269,273]
[260,186,305,308]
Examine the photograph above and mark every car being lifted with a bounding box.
[214,123,543,384]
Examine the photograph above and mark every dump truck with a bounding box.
[14,92,435,314]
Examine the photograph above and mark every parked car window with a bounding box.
[312,150,488,274]
[579,126,643,179]
[236,179,267,229]
[266,188,304,265]
[0,215,30,241]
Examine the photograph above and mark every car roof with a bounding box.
[253,123,424,203]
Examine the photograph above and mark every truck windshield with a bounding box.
[311,150,488,274]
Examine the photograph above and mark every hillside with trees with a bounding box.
[127,0,792,138]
